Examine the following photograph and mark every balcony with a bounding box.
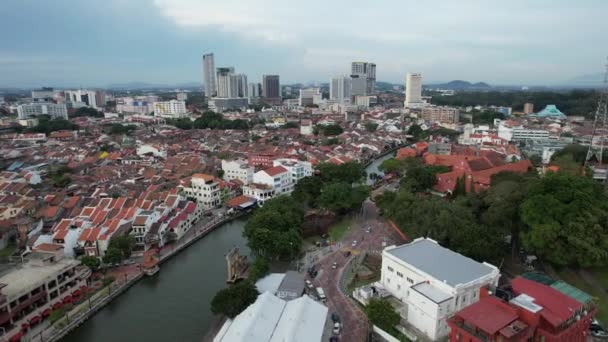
[12,291,47,315]
[75,266,92,280]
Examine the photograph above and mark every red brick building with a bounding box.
[448,277,595,342]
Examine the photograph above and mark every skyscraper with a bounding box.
[330,75,352,103]
[248,83,262,98]
[216,68,247,98]
[351,62,376,94]
[202,53,216,97]
[404,73,424,108]
[262,75,280,99]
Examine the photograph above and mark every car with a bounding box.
[331,312,340,323]
[351,240,357,247]
[333,322,341,335]
[591,328,608,338]
[343,251,351,257]
[331,262,338,269]
[305,280,314,289]
[329,337,339,342]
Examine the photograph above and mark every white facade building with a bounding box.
[64,90,104,108]
[380,238,500,340]
[300,119,313,135]
[272,158,312,184]
[253,165,293,196]
[203,53,217,97]
[154,100,187,118]
[351,61,376,94]
[497,120,550,141]
[181,174,221,209]
[405,73,425,109]
[17,102,68,120]
[242,183,275,206]
[221,159,254,184]
[299,88,321,106]
[116,96,158,114]
[330,75,352,103]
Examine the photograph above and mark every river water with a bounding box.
[62,219,249,342]
[63,155,395,342]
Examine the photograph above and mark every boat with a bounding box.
[143,265,159,276]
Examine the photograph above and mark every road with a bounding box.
[308,199,404,342]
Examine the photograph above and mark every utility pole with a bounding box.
[585,57,608,183]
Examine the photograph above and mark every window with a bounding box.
[406,277,414,284]
[387,266,394,272]
[396,272,404,278]
[387,277,391,284]
[397,285,401,290]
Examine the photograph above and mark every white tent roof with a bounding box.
[270,295,328,342]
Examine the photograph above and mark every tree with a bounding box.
[378,158,402,175]
[521,172,608,266]
[108,235,136,259]
[103,248,123,265]
[25,116,79,134]
[365,298,400,333]
[216,169,225,178]
[292,176,324,208]
[319,124,343,136]
[316,162,366,184]
[243,196,304,260]
[282,121,299,129]
[211,281,259,318]
[407,124,423,139]
[364,122,379,132]
[81,256,101,272]
[107,123,136,135]
[248,257,270,282]
[400,165,446,193]
[72,107,104,118]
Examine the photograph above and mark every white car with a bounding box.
[305,280,314,289]
[351,240,357,247]
[333,322,341,335]
[331,262,338,269]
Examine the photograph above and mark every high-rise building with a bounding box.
[262,75,281,99]
[350,75,368,96]
[524,103,534,115]
[351,62,376,94]
[31,87,55,102]
[420,105,459,124]
[64,90,103,108]
[17,102,68,120]
[404,73,424,109]
[202,53,216,97]
[235,74,248,98]
[330,75,352,103]
[217,69,247,98]
[248,83,262,98]
[299,88,321,106]
[154,100,187,118]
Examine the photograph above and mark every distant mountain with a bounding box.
[561,73,605,87]
[428,80,492,90]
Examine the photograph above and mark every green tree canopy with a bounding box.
[108,235,136,259]
[521,172,608,266]
[317,183,370,215]
[292,176,324,208]
[365,298,401,333]
[318,124,343,136]
[211,281,259,318]
[364,122,379,132]
[80,256,101,271]
[243,196,304,260]
[102,248,122,265]
[316,162,366,184]
[248,257,270,282]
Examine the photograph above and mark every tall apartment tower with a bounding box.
[262,75,280,99]
[330,75,352,103]
[248,83,262,98]
[523,103,534,115]
[404,72,424,109]
[202,53,216,97]
[351,62,376,95]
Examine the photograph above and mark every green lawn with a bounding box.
[555,267,608,324]
[328,219,351,242]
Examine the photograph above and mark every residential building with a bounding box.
[31,87,55,102]
[176,92,188,101]
[248,82,262,99]
[420,105,459,124]
[208,98,249,112]
[262,75,281,100]
[448,277,596,342]
[354,95,377,108]
[0,250,91,333]
[496,106,512,116]
[300,119,313,135]
[524,102,534,115]
[203,53,217,97]
[381,238,500,340]
[221,159,254,185]
[405,73,424,109]
[350,75,368,96]
[242,183,275,206]
[17,103,68,120]
[272,158,312,184]
[330,75,352,103]
[181,174,221,209]
[154,100,187,118]
[351,61,376,94]
[216,67,236,98]
[213,292,328,342]
[253,165,293,195]
[64,90,103,108]
[497,120,550,141]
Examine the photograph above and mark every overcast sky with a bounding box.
[1,0,606,87]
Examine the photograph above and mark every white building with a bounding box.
[203,53,217,97]
[154,100,187,118]
[351,61,376,94]
[405,73,425,109]
[380,238,500,340]
[497,120,550,141]
[330,75,352,103]
[248,82,261,98]
[116,96,158,114]
[253,165,293,196]
[214,292,328,342]
[272,158,312,184]
[221,159,254,185]
[17,102,68,120]
[299,88,321,106]
[300,119,313,135]
[64,89,104,108]
[242,183,275,206]
[420,105,459,124]
[181,174,221,209]
[176,92,188,101]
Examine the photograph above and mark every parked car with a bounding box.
[305,280,314,289]
[343,251,351,257]
[333,322,341,335]
[351,240,357,247]
[331,262,338,269]
[331,312,340,323]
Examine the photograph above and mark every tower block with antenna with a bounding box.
[584,58,608,182]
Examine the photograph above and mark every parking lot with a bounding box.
[307,199,404,342]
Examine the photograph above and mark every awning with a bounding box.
[29,315,41,324]
[20,323,29,331]
[42,308,52,317]
[9,331,24,342]
[72,289,81,297]
[52,302,63,310]
[62,296,73,304]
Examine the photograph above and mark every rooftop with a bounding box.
[455,296,519,335]
[0,257,80,299]
[411,282,452,303]
[384,238,497,288]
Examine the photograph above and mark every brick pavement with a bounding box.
[309,200,404,342]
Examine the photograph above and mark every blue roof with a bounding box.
[534,104,566,118]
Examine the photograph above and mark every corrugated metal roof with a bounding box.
[550,281,594,305]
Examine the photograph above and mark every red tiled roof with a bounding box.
[191,173,215,182]
[226,195,255,208]
[53,219,72,232]
[263,165,288,177]
[134,215,148,226]
[34,243,64,252]
[62,196,80,209]
[53,228,69,241]
[511,277,582,328]
[184,202,196,214]
[455,296,519,335]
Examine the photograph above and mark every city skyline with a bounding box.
[1,0,607,87]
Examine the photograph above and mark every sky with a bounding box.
[1,0,607,88]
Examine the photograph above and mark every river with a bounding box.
[62,156,394,342]
[62,219,249,342]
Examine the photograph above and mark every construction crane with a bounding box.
[584,58,608,182]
